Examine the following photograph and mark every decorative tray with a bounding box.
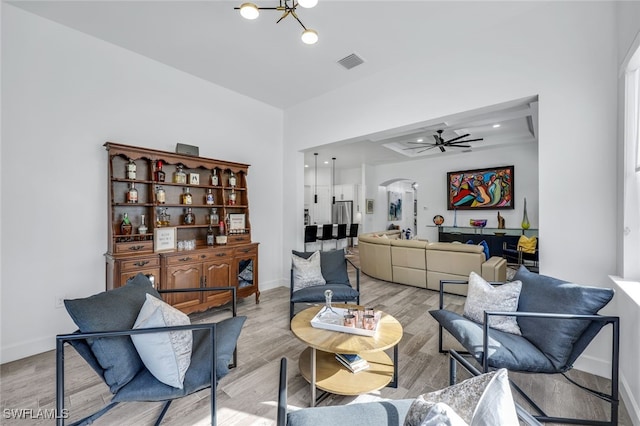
[310,307,381,336]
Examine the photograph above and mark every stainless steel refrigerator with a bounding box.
[332,200,353,224]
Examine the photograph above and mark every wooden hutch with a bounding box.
[104,142,259,314]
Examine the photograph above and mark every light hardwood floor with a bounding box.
[1,250,631,425]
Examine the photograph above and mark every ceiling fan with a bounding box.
[404,129,483,153]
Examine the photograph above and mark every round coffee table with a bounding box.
[291,304,403,406]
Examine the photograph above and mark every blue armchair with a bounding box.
[56,273,246,426]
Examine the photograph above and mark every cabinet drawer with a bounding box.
[115,241,153,254]
[164,248,234,266]
[120,256,160,272]
[234,245,257,256]
[227,234,251,245]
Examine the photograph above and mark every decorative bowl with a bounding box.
[433,215,444,226]
[470,219,487,228]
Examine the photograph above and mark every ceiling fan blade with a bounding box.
[433,135,442,144]
[417,146,438,154]
[447,144,471,148]
[447,138,484,145]
[406,141,435,145]
[444,134,470,144]
[403,145,435,150]
[439,146,446,153]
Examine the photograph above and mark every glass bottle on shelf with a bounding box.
[138,214,148,235]
[210,168,219,186]
[209,208,219,226]
[120,213,132,235]
[229,189,237,205]
[219,217,226,235]
[154,160,165,182]
[228,171,237,187]
[155,185,166,204]
[126,159,136,180]
[206,225,215,246]
[183,207,195,225]
[173,164,187,184]
[126,182,138,203]
[182,187,193,205]
[157,208,170,227]
[205,188,215,205]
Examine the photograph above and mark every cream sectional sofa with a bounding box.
[358,230,506,295]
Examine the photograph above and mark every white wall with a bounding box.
[283,0,629,411]
[1,5,284,362]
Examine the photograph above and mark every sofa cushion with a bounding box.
[292,251,326,291]
[514,266,614,370]
[64,273,161,393]
[463,272,522,335]
[293,249,349,285]
[290,284,359,303]
[131,294,192,389]
[287,399,414,426]
[429,309,555,373]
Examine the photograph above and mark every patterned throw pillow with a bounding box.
[131,294,192,389]
[292,251,326,292]
[463,272,522,335]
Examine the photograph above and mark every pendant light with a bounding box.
[314,153,318,204]
[331,157,336,205]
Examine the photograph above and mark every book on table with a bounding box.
[335,353,370,373]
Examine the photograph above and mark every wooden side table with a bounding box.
[291,304,403,406]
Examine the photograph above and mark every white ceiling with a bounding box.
[8,0,540,169]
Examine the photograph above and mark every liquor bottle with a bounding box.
[120,213,132,235]
[211,169,219,186]
[206,225,215,246]
[126,182,138,203]
[219,218,226,235]
[229,189,237,205]
[126,159,136,180]
[154,160,165,182]
[183,207,195,225]
[228,171,237,187]
[157,208,170,227]
[209,208,219,226]
[182,187,193,205]
[155,185,166,204]
[173,164,187,184]
[205,188,215,205]
[138,214,148,235]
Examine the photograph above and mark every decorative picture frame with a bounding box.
[447,165,514,210]
[365,199,374,214]
[388,191,402,221]
[153,227,177,252]
[189,173,200,185]
[229,213,246,231]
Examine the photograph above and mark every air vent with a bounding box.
[337,53,364,70]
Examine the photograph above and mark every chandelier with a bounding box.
[235,0,319,45]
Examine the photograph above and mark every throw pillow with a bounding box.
[292,251,326,292]
[514,265,614,370]
[63,273,161,393]
[131,294,193,389]
[404,369,517,426]
[517,235,537,254]
[463,272,522,335]
[465,240,490,260]
[418,403,468,426]
[292,250,349,285]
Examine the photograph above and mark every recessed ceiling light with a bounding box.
[492,124,501,128]
[417,138,424,142]
[305,164,309,168]
[324,161,329,164]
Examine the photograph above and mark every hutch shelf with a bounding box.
[104,142,259,314]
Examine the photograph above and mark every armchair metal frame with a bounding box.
[436,280,620,426]
[289,257,360,321]
[56,286,238,426]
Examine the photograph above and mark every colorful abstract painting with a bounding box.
[447,166,514,210]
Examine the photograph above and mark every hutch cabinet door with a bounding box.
[234,244,259,303]
[163,262,202,310]
[202,257,233,307]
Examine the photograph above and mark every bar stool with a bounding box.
[335,223,348,252]
[318,224,336,251]
[304,225,320,252]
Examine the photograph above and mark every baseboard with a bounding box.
[1,335,54,365]
[621,374,640,425]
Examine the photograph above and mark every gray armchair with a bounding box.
[430,266,619,426]
[56,273,246,426]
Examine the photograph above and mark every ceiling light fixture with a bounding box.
[314,153,318,204]
[331,157,336,205]
[493,124,501,128]
[235,1,319,45]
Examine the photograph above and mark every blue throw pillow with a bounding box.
[513,266,614,370]
[466,239,490,260]
[64,273,161,393]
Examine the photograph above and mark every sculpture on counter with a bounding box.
[497,211,505,229]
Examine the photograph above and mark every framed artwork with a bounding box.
[189,173,200,185]
[366,199,374,214]
[447,165,514,210]
[153,227,177,252]
[229,213,246,231]
[388,191,402,221]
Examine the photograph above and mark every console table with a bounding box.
[436,226,538,258]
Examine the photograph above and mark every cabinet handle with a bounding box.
[178,257,193,262]
[200,255,207,259]
[129,245,145,251]
[134,260,150,267]
[216,253,226,257]
[240,248,250,253]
